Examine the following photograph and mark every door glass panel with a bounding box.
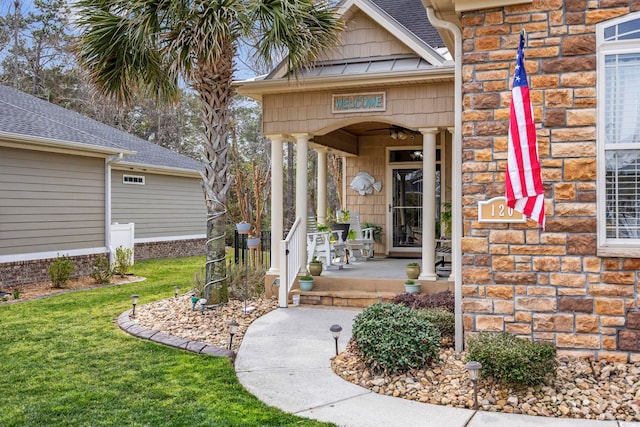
[391,168,423,248]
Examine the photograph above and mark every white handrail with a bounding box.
[279,217,302,308]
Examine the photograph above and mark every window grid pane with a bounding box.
[606,150,640,238]
[605,53,640,145]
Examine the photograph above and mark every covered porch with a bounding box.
[235,0,458,309]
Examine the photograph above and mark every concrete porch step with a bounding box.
[291,289,398,308]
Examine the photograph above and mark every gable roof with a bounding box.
[370,0,444,48]
[259,0,449,82]
[0,85,203,174]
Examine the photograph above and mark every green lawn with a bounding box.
[0,256,333,427]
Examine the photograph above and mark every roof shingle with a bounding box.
[0,85,203,172]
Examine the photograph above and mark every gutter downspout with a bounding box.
[425,7,464,352]
[106,153,124,262]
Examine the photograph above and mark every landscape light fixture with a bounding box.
[228,320,239,350]
[199,298,207,315]
[174,286,180,298]
[131,294,139,317]
[465,361,482,410]
[330,324,342,356]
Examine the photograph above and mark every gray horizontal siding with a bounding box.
[111,170,206,239]
[0,146,106,255]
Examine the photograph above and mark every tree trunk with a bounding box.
[192,44,235,305]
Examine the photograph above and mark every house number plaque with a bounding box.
[478,197,526,223]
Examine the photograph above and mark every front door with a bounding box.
[387,148,440,253]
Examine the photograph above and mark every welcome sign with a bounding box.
[332,92,386,113]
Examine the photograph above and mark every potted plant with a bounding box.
[298,275,314,291]
[406,262,420,279]
[247,234,261,248]
[308,257,323,276]
[404,279,421,294]
[236,221,251,234]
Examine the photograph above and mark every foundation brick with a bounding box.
[583,257,601,272]
[533,313,574,332]
[589,284,634,297]
[527,286,556,296]
[461,237,489,253]
[576,315,599,333]
[585,8,629,24]
[489,230,525,244]
[516,297,557,312]
[515,311,532,322]
[561,35,596,56]
[506,323,532,334]
[568,234,597,255]
[595,298,625,316]
[627,311,640,330]
[476,315,504,331]
[463,298,493,313]
[602,272,636,285]
[486,285,514,299]
[492,256,515,271]
[622,259,640,270]
[550,273,586,288]
[463,314,474,331]
[559,297,593,313]
[533,257,560,271]
[601,316,626,327]
[618,330,640,352]
[462,267,492,284]
[494,272,537,285]
[494,300,515,314]
[602,336,618,351]
[557,333,600,349]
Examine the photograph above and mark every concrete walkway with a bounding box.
[235,307,640,427]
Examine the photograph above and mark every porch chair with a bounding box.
[306,216,347,270]
[345,212,375,262]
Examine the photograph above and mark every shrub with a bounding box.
[352,303,441,374]
[12,289,20,300]
[466,332,557,387]
[226,261,266,299]
[91,255,113,284]
[393,290,454,312]
[49,254,75,288]
[113,246,133,277]
[417,308,455,342]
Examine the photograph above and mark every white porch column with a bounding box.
[293,133,311,274]
[267,135,285,275]
[316,147,328,224]
[419,128,438,281]
[447,127,457,283]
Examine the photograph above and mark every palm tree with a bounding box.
[75,0,342,303]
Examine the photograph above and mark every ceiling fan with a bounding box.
[364,125,418,140]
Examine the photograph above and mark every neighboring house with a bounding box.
[0,85,206,287]
[238,0,640,360]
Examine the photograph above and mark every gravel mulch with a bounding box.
[332,341,640,422]
[132,294,278,352]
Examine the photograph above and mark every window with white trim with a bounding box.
[598,13,640,253]
[123,174,145,185]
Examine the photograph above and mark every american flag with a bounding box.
[505,32,545,230]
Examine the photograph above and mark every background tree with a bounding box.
[75,0,342,303]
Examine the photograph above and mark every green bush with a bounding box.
[352,303,441,374]
[49,254,75,288]
[466,332,557,387]
[418,308,455,341]
[113,246,133,277]
[91,255,113,284]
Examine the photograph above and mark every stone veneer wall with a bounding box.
[460,0,640,361]
[1,239,205,289]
